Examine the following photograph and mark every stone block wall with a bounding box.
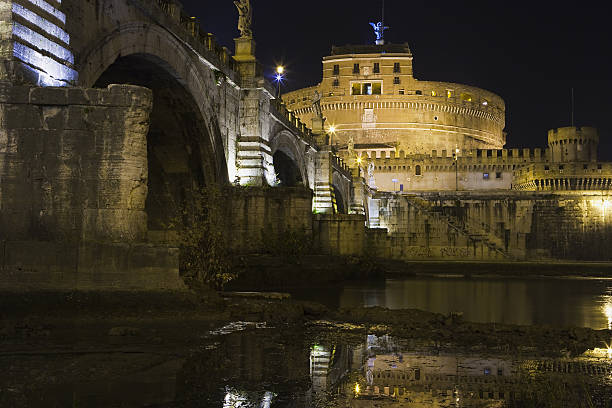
[0,83,151,242]
[226,187,313,253]
[313,214,366,256]
[372,192,612,262]
[0,83,184,290]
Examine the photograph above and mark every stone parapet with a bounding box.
[313,213,366,256]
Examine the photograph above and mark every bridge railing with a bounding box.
[331,154,353,181]
[270,98,317,147]
[153,0,237,73]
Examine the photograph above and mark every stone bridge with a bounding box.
[0,0,366,289]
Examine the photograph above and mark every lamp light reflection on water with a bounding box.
[604,300,612,330]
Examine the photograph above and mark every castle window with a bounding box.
[545,165,550,171]
[352,82,382,95]
[431,90,437,96]
[333,64,340,75]
[415,165,422,176]
[460,93,473,102]
[598,164,603,169]
[393,77,400,84]
[353,63,360,74]
[434,116,438,121]
[415,90,422,95]
[496,172,502,179]
[333,78,339,87]
[393,62,401,73]
[483,173,490,180]
[559,165,564,170]
[398,89,405,95]
[373,62,380,73]
[447,90,453,98]
[584,164,589,170]
[482,100,489,106]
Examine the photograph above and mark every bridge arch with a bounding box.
[78,23,228,184]
[81,23,229,234]
[270,130,308,187]
[332,171,351,214]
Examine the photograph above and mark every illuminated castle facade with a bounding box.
[284,44,611,193]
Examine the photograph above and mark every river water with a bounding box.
[4,322,612,407]
[3,276,612,407]
[291,276,612,330]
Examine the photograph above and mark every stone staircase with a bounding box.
[404,196,513,260]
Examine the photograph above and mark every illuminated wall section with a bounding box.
[9,0,77,86]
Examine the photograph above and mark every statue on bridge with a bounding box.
[234,0,253,38]
[311,90,322,119]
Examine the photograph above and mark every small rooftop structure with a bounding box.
[330,43,412,56]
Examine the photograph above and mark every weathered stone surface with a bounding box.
[371,191,612,261]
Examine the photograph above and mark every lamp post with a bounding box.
[453,148,459,191]
[327,125,336,146]
[275,65,284,99]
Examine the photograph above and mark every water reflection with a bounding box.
[603,295,612,330]
[3,324,612,407]
[314,334,612,407]
[292,277,612,329]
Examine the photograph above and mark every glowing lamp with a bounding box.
[328,125,336,133]
[355,383,360,394]
[356,156,362,164]
[276,65,284,74]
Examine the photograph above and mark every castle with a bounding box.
[284,42,611,193]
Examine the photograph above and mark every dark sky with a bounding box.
[180,0,612,160]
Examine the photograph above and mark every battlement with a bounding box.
[547,126,599,163]
[513,162,612,191]
[347,148,549,169]
[548,126,599,144]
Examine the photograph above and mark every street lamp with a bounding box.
[327,125,336,146]
[453,148,460,191]
[275,65,284,99]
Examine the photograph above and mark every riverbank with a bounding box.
[225,255,612,292]
[1,287,609,357]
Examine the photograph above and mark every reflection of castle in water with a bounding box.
[307,334,612,407]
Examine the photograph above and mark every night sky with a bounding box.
[180,1,612,159]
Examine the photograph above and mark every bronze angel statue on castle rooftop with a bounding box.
[234,0,253,38]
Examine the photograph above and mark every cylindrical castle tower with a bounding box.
[284,43,506,155]
[547,126,598,163]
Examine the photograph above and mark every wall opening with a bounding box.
[333,184,346,214]
[273,150,303,187]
